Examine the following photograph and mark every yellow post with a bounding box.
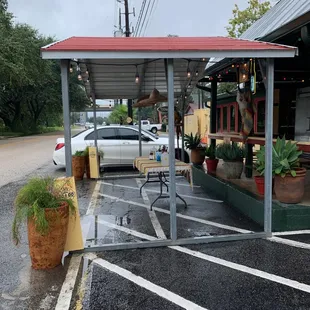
[89,146,99,179]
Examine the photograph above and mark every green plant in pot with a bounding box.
[215,142,245,179]
[12,177,75,269]
[205,144,218,174]
[273,136,305,204]
[184,133,205,165]
[72,150,86,181]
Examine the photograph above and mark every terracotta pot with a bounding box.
[27,202,69,270]
[254,176,265,195]
[274,168,306,204]
[223,160,243,179]
[190,148,205,166]
[72,156,85,180]
[254,176,275,196]
[206,158,219,175]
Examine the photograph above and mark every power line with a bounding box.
[136,0,152,37]
[134,0,147,37]
[141,0,158,36]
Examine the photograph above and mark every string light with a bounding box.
[202,58,206,61]
[70,64,73,73]
[176,99,179,104]
[232,64,235,68]
[302,79,305,83]
[187,61,191,78]
[135,65,140,84]
[195,70,199,76]
[78,73,82,81]
[85,69,89,75]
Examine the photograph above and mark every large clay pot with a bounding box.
[190,148,205,166]
[27,203,69,269]
[223,160,243,179]
[206,158,219,175]
[274,168,306,204]
[72,156,85,180]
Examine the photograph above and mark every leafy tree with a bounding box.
[88,116,104,125]
[226,0,271,38]
[108,105,137,124]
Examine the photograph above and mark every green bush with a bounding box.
[216,143,245,161]
[184,133,202,150]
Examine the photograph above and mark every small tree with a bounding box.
[226,0,271,38]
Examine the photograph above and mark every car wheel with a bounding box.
[151,127,157,134]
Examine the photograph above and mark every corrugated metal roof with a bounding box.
[241,0,310,40]
[41,36,295,52]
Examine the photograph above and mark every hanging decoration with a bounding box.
[250,59,257,94]
[174,105,182,160]
[236,60,257,142]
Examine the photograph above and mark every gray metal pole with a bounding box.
[264,58,274,236]
[60,60,72,177]
[181,98,185,162]
[92,92,98,148]
[138,107,142,156]
[167,59,177,241]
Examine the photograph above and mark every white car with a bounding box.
[53,125,190,167]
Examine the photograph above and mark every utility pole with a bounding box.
[124,0,133,124]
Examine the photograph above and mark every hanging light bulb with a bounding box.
[187,61,191,78]
[202,58,206,61]
[176,99,179,104]
[70,64,73,73]
[135,65,140,83]
[195,70,199,76]
[86,78,90,83]
[85,69,89,75]
[78,72,82,81]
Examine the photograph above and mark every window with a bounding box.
[256,100,265,133]
[217,108,221,132]
[142,121,148,125]
[230,105,236,132]
[118,128,140,140]
[85,128,117,140]
[223,107,228,131]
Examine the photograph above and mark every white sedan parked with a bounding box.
[53,125,190,167]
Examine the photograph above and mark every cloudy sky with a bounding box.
[7,0,261,39]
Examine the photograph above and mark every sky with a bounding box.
[7,0,255,40]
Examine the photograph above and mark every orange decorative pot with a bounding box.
[72,156,85,180]
[274,168,306,204]
[27,203,69,269]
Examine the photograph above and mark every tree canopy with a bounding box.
[0,2,90,132]
[226,0,271,38]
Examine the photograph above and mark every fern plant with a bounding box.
[215,143,245,161]
[272,136,302,178]
[184,133,202,149]
[12,177,75,245]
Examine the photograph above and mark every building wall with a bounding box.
[184,108,210,142]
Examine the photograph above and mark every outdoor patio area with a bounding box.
[82,174,262,249]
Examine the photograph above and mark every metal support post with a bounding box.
[92,92,98,148]
[138,107,142,156]
[167,59,177,241]
[128,99,133,125]
[60,60,72,177]
[210,78,217,148]
[264,58,274,236]
[181,98,185,162]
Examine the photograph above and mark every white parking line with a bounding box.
[273,230,310,236]
[269,237,310,250]
[136,178,167,239]
[101,181,223,203]
[96,219,310,294]
[55,255,83,310]
[98,193,250,234]
[93,257,208,310]
[86,181,101,216]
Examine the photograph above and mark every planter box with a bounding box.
[192,166,310,232]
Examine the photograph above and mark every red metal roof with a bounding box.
[42,36,295,52]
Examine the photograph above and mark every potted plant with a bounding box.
[72,150,86,180]
[12,177,75,269]
[184,133,205,165]
[215,142,245,179]
[253,146,267,195]
[205,144,218,174]
[273,136,306,203]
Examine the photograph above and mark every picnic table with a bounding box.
[133,156,192,209]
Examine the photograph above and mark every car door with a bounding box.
[84,127,121,165]
[117,128,156,164]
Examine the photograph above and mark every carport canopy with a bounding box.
[41,36,297,248]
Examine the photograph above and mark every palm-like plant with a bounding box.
[184,133,202,150]
[272,136,302,178]
[205,144,216,160]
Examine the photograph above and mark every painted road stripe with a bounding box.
[55,254,82,310]
[98,193,249,234]
[101,181,223,203]
[86,181,101,216]
[96,220,310,295]
[98,193,310,250]
[273,230,310,236]
[136,178,167,239]
[93,257,208,310]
